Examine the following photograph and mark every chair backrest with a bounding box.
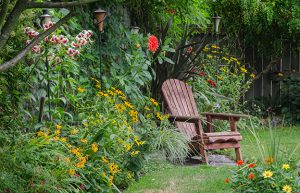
[161,79,201,139]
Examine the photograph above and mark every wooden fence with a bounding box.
[244,44,300,105]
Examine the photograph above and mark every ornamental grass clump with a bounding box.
[226,160,299,193]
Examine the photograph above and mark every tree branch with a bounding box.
[253,57,280,81]
[27,0,100,8]
[0,11,75,72]
[0,0,28,51]
[0,0,10,28]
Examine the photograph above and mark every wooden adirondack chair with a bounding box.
[161,79,248,164]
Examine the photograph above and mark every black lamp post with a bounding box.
[40,9,52,121]
[94,8,107,89]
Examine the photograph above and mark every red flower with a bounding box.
[248,163,255,168]
[225,178,230,183]
[207,79,217,87]
[199,72,205,76]
[148,35,159,53]
[236,160,244,166]
[248,173,255,180]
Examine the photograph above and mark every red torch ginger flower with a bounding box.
[236,160,244,166]
[148,35,159,53]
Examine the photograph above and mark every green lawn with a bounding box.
[126,126,300,193]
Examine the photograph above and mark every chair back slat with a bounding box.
[162,79,201,139]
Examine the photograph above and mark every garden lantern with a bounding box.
[212,14,221,34]
[40,9,52,26]
[94,8,107,32]
[131,26,140,34]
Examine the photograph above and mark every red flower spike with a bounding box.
[225,178,230,183]
[248,163,255,168]
[148,35,159,53]
[236,160,244,166]
[248,173,255,180]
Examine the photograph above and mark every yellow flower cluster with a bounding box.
[150,98,159,106]
[77,87,86,93]
[76,156,88,168]
[114,104,126,113]
[91,143,98,153]
[129,110,138,123]
[90,77,101,89]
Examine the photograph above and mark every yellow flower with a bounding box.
[37,131,43,137]
[216,75,224,81]
[56,124,62,130]
[109,163,120,174]
[211,44,220,49]
[109,175,114,187]
[77,87,86,93]
[114,104,126,113]
[71,129,78,135]
[124,143,132,151]
[282,185,292,193]
[282,164,290,170]
[263,170,273,178]
[124,101,134,109]
[80,138,87,144]
[207,54,213,59]
[156,112,164,120]
[278,72,284,77]
[60,137,67,143]
[129,110,138,123]
[240,67,248,73]
[54,129,61,135]
[137,140,145,146]
[76,156,87,168]
[65,158,70,163]
[131,151,140,157]
[265,157,274,165]
[150,98,159,106]
[250,73,255,78]
[102,172,106,177]
[145,106,151,111]
[53,136,60,141]
[91,143,98,153]
[96,83,101,89]
[102,156,109,164]
[71,148,81,157]
[69,169,75,176]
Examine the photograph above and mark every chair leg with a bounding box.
[200,145,209,164]
[235,147,242,161]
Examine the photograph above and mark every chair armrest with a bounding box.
[168,115,201,123]
[200,112,249,121]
